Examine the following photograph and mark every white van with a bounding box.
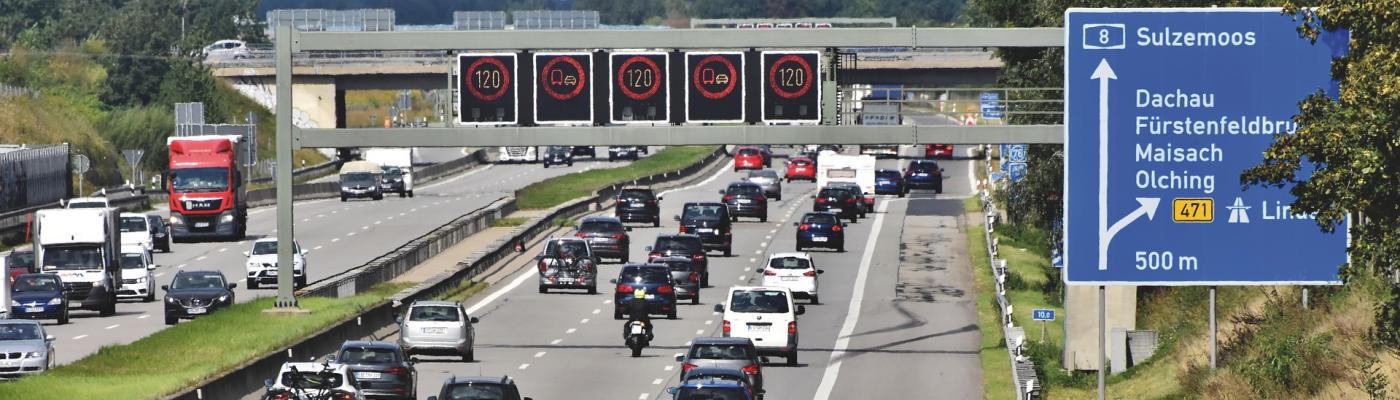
[119,213,155,255]
[117,244,156,302]
[716,286,805,366]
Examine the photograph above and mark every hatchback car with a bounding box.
[813,187,860,223]
[720,182,769,222]
[681,368,761,399]
[333,341,417,399]
[744,170,782,200]
[575,216,631,263]
[677,203,733,256]
[905,159,944,192]
[677,337,765,395]
[652,256,702,304]
[398,300,480,362]
[117,246,157,302]
[0,320,55,378]
[874,169,907,197]
[733,147,767,171]
[609,146,641,161]
[926,143,955,158]
[163,270,236,325]
[667,377,755,400]
[426,375,533,400]
[5,246,35,283]
[717,286,804,365]
[615,187,662,227]
[244,238,309,289]
[9,273,68,324]
[830,182,873,215]
[794,212,846,252]
[612,264,678,320]
[647,234,709,287]
[119,212,155,254]
[761,253,823,304]
[542,146,573,168]
[784,156,816,182]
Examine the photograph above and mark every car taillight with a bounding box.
[678,225,687,233]
[804,270,817,277]
[386,367,407,376]
[725,226,731,234]
[538,260,549,273]
[722,320,731,334]
[612,233,626,240]
[816,198,826,204]
[648,200,657,205]
[755,195,766,202]
[683,362,699,373]
[845,198,856,203]
[273,393,290,400]
[329,391,355,400]
[723,195,735,202]
[617,284,633,293]
[763,269,777,276]
[689,272,699,282]
[691,253,706,261]
[799,224,809,231]
[742,364,760,375]
[650,251,663,260]
[657,285,674,294]
[831,225,841,232]
[788,321,797,334]
[575,232,588,238]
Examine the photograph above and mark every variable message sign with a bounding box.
[609,52,669,124]
[685,51,745,123]
[534,52,594,124]
[761,51,821,124]
[457,53,518,125]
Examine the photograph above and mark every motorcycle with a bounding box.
[625,320,650,357]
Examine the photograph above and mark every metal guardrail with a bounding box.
[247,159,342,185]
[980,151,1042,400]
[0,187,152,240]
[244,150,486,207]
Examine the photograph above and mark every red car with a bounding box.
[785,156,816,182]
[926,144,954,158]
[5,246,34,284]
[733,146,768,171]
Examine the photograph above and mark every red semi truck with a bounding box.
[166,135,247,241]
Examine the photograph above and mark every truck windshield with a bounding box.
[120,217,147,232]
[41,246,104,271]
[170,167,229,193]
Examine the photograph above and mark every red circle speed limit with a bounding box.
[767,54,813,99]
[692,55,738,100]
[464,57,511,101]
[540,56,587,101]
[616,56,662,101]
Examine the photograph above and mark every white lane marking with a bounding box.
[695,329,704,335]
[551,339,563,345]
[967,146,980,194]
[760,242,767,247]
[566,328,577,334]
[361,226,369,230]
[738,275,746,281]
[580,318,590,324]
[374,220,382,225]
[603,299,612,304]
[518,363,530,370]
[664,365,675,371]
[769,229,778,234]
[399,212,406,217]
[749,258,756,263]
[652,379,664,385]
[419,164,494,190]
[659,163,729,197]
[218,247,229,252]
[387,216,394,221]
[765,236,772,240]
[196,256,207,261]
[705,320,713,325]
[347,232,356,237]
[743,267,750,272]
[754,250,762,255]
[73,335,87,340]
[313,245,323,250]
[773,223,781,227]
[331,238,340,242]
[316,214,325,218]
[534,351,547,358]
[638,394,649,400]
[176,264,186,269]
[814,200,890,400]
[301,218,310,222]
[104,324,119,330]
[674,352,683,358]
[465,266,535,315]
[592,309,601,314]
[138,314,150,319]
[684,340,692,346]
[154,273,164,277]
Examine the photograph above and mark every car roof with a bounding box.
[679,377,747,388]
[409,300,459,307]
[789,156,812,161]
[728,285,792,293]
[580,216,622,223]
[692,337,755,346]
[279,362,347,373]
[0,319,42,326]
[652,256,693,263]
[120,212,147,218]
[656,233,701,240]
[550,236,588,243]
[620,187,654,192]
[16,273,60,280]
[910,159,940,166]
[340,340,399,350]
[768,252,812,260]
[684,367,748,377]
[684,202,726,207]
[177,269,224,276]
[876,169,900,173]
[727,181,761,187]
[119,245,146,254]
[445,375,517,386]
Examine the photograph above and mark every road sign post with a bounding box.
[1031,308,1056,342]
[1064,9,1350,286]
[72,153,90,195]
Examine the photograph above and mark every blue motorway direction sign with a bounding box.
[980,91,1003,120]
[1064,9,1349,285]
[1032,309,1056,322]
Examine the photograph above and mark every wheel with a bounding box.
[374,194,383,200]
[668,308,677,320]
[538,285,548,294]
[691,294,700,305]
[837,245,846,253]
[588,285,598,295]
[408,191,414,198]
[760,214,768,223]
[702,272,710,288]
[144,289,155,303]
[796,244,804,252]
[614,310,624,320]
[898,191,905,198]
[543,163,550,168]
[57,307,69,325]
[100,300,115,317]
[631,345,643,358]
[340,196,347,202]
[653,217,661,228]
[787,352,798,366]
[621,254,630,264]
[462,348,475,362]
[724,247,732,257]
[165,314,177,325]
[399,192,406,198]
[849,214,858,224]
[775,195,781,201]
[295,276,307,289]
[247,278,258,290]
[811,295,820,304]
[568,162,573,167]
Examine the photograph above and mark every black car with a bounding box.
[612,264,679,319]
[543,146,573,168]
[814,187,860,223]
[677,202,733,257]
[609,146,641,162]
[571,146,596,159]
[9,273,68,324]
[647,234,709,286]
[426,375,533,400]
[653,256,702,304]
[719,182,768,222]
[905,159,944,192]
[162,270,235,325]
[575,216,631,263]
[333,340,417,399]
[146,214,171,252]
[616,188,662,227]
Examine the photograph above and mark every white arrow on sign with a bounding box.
[1092,59,1160,271]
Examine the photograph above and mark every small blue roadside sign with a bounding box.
[1005,144,1028,163]
[1032,309,1055,321]
[1064,8,1350,285]
[1006,162,1028,182]
[980,91,1003,120]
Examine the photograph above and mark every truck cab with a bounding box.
[34,208,121,316]
[167,135,248,241]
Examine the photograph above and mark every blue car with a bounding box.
[10,273,68,324]
[794,212,845,252]
[612,264,679,320]
[904,159,944,193]
[874,169,906,197]
[667,376,755,400]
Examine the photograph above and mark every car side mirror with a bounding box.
[941,168,946,172]
[675,354,685,362]
[45,335,54,342]
[657,196,663,201]
[395,316,403,324]
[264,378,275,389]
[470,316,480,324]
[811,195,817,199]
[610,279,619,284]
[644,246,653,252]
[242,251,250,257]
[717,190,725,195]
[160,285,169,291]
[841,223,848,228]
[713,304,724,313]
[301,250,309,256]
[326,355,336,363]
[666,388,678,395]
[625,227,633,232]
[792,222,798,226]
[759,356,771,363]
[148,264,157,270]
[426,397,438,400]
[796,305,806,315]
[408,357,419,364]
[229,283,238,290]
[818,270,825,274]
[672,215,680,222]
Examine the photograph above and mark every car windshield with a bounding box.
[619,190,654,201]
[678,387,747,400]
[654,238,698,252]
[381,167,404,179]
[170,167,229,192]
[120,217,147,232]
[580,221,623,233]
[801,214,838,225]
[0,324,42,341]
[280,370,344,389]
[548,147,569,155]
[343,172,376,185]
[690,344,752,360]
[769,257,811,270]
[251,241,280,255]
[620,267,670,283]
[726,185,762,195]
[446,384,505,400]
[171,273,226,290]
[819,189,851,199]
[339,347,398,364]
[409,305,461,322]
[67,200,107,209]
[659,260,694,271]
[40,246,102,271]
[13,276,59,293]
[682,205,725,221]
[545,240,589,258]
[737,148,759,156]
[748,170,778,179]
[876,171,900,180]
[791,159,810,166]
[728,290,790,313]
[120,254,144,269]
[7,251,34,268]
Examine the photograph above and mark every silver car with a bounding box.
[397,300,479,362]
[745,170,782,201]
[0,320,55,379]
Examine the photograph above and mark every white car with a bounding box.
[117,245,156,302]
[244,238,307,289]
[202,39,251,61]
[716,286,805,366]
[119,213,155,255]
[760,253,823,304]
[264,362,363,399]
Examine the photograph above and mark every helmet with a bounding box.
[633,288,647,300]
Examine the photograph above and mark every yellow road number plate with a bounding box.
[1172,198,1213,223]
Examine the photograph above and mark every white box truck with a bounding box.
[816,152,877,196]
[34,208,122,316]
[363,148,415,197]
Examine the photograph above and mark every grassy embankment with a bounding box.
[515,146,718,209]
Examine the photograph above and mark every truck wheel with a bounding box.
[247,279,258,290]
[144,289,155,303]
[614,310,624,320]
[724,247,732,257]
[295,276,307,289]
[652,217,660,228]
[100,300,115,317]
[399,192,406,198]
[341,196,347,202]
[538,285,547,294]
[760,214,768,223]
[787,352,798,366]
[588,284,598,295]
[408,191,414,198]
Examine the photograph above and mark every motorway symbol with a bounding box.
[685,52,745,123]
[1064,8,1349,285]
[457,53,518,125]
[1005,144,1028,163]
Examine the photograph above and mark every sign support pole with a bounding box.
[1097,285,1105,400]
[1209,286,1217,369]
[273,26,300,310]
[1302,287,1309,309]
[1040,320,1046,343]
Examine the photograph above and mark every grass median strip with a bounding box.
[965,197,1015,400]
[515,146,718,209]
[0,283,409,400]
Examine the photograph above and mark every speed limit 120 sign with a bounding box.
[685,51,744,123]
[609,52,669,124]
[760,51,821,124]
[457,53,518,125]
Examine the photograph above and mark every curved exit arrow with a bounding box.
[1103,197,1161,261]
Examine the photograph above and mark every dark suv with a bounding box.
[904,159,944,193]
[814,187,860,223]
[647,234,709,286]
[719,182,768,222]
[575,216,631,263]
[611,264,678,320]
[427,375,533,400]
[162,270,236,325]
[332,341,417,399]
[677,202,733,257]
[616,188,662,227]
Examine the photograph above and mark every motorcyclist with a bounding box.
[623,287,654,342]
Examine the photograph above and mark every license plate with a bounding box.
[748,325,770,333]
[24,307,44,313]
[267,270,278,276]
[917,173,929,177]
[696,228,714,234]
[355,372,382,380]
[781,276,799,281]
[738,199,751,204]
[0,360,14,367]
[422,327,445,334]
[813,237,828,242]
[645,294,656,300]
[194,222,210,228]
[189,307,207,314]
[630,325,645,335]
[558,278,574,283]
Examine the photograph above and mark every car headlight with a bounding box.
[217,294,229,303]
[220,214,235,223]
[169,216,184,225]
[166,297,179,304]
[47,298,62,305]
[24,351,43,359]
[9,300,17,307]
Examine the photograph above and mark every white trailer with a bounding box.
[816,152,877,196]
[362,148,415,197]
